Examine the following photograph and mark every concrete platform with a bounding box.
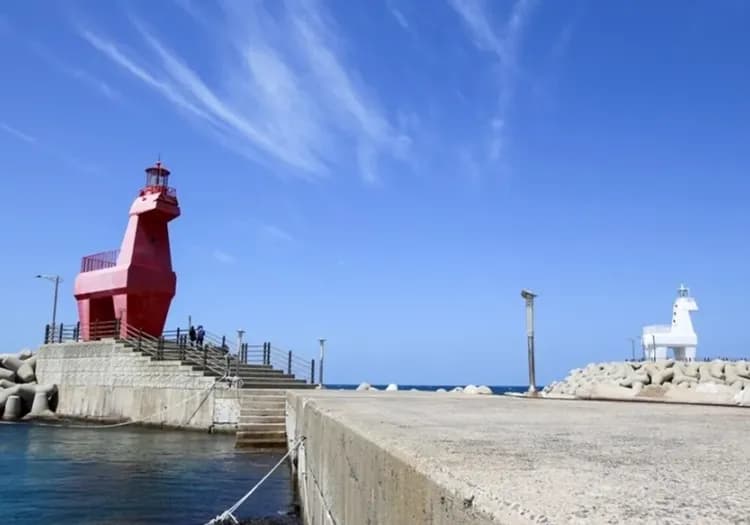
[287,391,750,525]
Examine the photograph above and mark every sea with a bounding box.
[0,385,526,525]
[0,423,297,525]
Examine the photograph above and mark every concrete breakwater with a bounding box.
[35,340,240,430]
[543,359,750,407]
[285,390,750,524]
[0,350,58,420]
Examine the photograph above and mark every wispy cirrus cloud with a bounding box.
[448,0,536,164]
[0,122,37,143]
[78,1,409,184]
[390,8,409,30]
[259,224,295,244]
[212,249,237,265]
[30,42,124,103]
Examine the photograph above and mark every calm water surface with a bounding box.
[0,422,297,524]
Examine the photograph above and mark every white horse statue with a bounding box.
[642,285,699,361]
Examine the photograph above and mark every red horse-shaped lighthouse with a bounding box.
[74,161,180,340]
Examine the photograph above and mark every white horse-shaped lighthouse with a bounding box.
[642,285,699,361]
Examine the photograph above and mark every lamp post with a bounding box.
[236,329,245,376]
[627,337,637,361]
[521,289,537,394]
[36,274,62,335]
[318,338,326,387]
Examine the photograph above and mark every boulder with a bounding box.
[1,355,23,372]
[385,384,398,392]
[0,368,15,382]
[17,349,33,360]
[16,362,35,383]
[436,388,447,393]
[450,387,463,393]
[0,385,20,411]
[734,361,750,379]
[356,382,371,391]
[29,391,52,415]
[476,385,493,395]
[2,395,22,420]
[463,385,479,395]
[651,368,674,386]
[733,388,750,407]
[0,379,15,389]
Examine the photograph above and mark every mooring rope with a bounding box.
[31,373,230,430]
[204,437,306,525]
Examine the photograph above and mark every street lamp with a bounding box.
[520,289,537,394]
[237,329,245,375]
[627,337,638,361]
[36,274,62,333]
[318,338,326,387]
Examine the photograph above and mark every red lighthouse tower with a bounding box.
[74,161,180,340]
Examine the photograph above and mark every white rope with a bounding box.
[33,373,230,430]
[204,437,306,525]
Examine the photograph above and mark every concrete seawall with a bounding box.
[36,341,239,430]
[286,391,750,525]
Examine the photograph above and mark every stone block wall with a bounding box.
[36,340,240,429]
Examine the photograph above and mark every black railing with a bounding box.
[44,323,318,384]
[80,250,120,272]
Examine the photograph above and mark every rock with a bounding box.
[2,394,22,420]
[450,387,463,393]
[409,388,419,392]
[0,385,20,411]
[436,388,447,393]
[0,379,15,389]
[25,355,37,371]
[16,362,35,383]
[734,361,750,379]
[733,388,750,407]
[17,349,33,360]
[651,368,674,386]
[463,385,479,395]
[0,368,15,382]
[30,391,51,415]
[1,355,23,372]
[385,384,398,392]
[476,386,493,395]
[724,364,750,388]
[356,382,371,391]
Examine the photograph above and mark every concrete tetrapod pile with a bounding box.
[0,350,58,421]
[543,359,750,407]
[355,382,493,394]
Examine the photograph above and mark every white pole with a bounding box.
[318,339,326,387]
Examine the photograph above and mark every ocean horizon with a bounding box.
[325,384,533,395]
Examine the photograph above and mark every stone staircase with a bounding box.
[236,389,289,449]
[121,339,308,448]
[121,339,315,389]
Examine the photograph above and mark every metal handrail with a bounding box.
[43,323,318,383]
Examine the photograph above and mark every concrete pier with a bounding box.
[286,391,750,525]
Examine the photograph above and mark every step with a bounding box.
[236,430,286,441]
[240,389,285,396]
[239,395,285,404]
[237,422,286,432]
[241,401,285,410]
[238,416,286,424]
[235,438,287,450]
[240,408,285,418]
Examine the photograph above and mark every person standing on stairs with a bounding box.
[189,325,196,347]
[196,325,205,348]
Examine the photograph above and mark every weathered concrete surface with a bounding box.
[36,341,240,429]
[287,391,750,525]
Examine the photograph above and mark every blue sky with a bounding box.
[1,1,748,385]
